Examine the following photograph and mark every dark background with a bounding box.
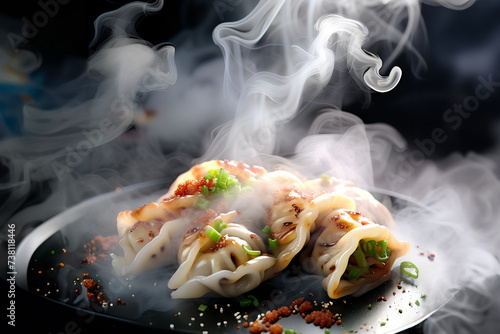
[1,1,499,333]
[1,0,499,156]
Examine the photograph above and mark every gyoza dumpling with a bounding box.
[111,196,197,276]
[168,210,276,298]
[306,209,410,299]
[266,186,356,276]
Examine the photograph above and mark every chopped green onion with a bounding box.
[268,238,279,250]
[262,225,272,234]
[353,247,368,273]
[400,261,419,278]
[198,304,208,312]
[361,240,390,262]
[239,299,252,307]
[324,329,330,334]
[242,244,261,256]
[368,304,372,310]
[284,330,296,334]
[202,185,209,196]
[195,197,211,210]
[399,309,403,313]
[347,267,361,280]
[248,294,259,307]
[415,300,420,306]
[214,219,227,233]
[321,174,330,183]
[380,322,386,326]
[203,168,247,198]
[421,294,427,299]
[204,226,221,243]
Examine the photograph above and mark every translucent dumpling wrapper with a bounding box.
[111,196,197,276]
[168,211,276,298]
[266,185,356,276]
[306,209,410,299]
[305,175,395,228]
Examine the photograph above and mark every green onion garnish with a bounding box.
[421,294,427,298]
[400,261,419,279]
[347,266,361,280]
[203,168,248,198]
[239,299,252,307]
[380,322,386,326]
[284,330,296,334]
[268,238,279,250]
[325,329,330,334]
[262,225,272,234]
[415,300,420,306]
[368,304,372,310]
[198,304,208,312]
[195,197,211,210]
[204,226,221,243]
[242,244,261,256]
[248,294,259,307]
[361,240,390,262]
[321,174,330,183]
[214,219,227,233]
[202,185,209,196]
[353,247,368,273]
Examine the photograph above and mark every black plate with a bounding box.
[17,180,446,333]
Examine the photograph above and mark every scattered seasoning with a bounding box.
[248,297,341,334]
[198,304,208,312]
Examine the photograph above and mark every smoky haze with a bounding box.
[1,0,499,333]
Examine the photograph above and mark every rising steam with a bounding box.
[2,0,499,333]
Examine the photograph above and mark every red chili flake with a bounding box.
[428,253,436,261]
[269,323,283,334]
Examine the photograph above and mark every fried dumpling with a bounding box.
[168,211,276,298]
[111,197,196,276]
[306,209,410,298]
[266,186,356,275]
